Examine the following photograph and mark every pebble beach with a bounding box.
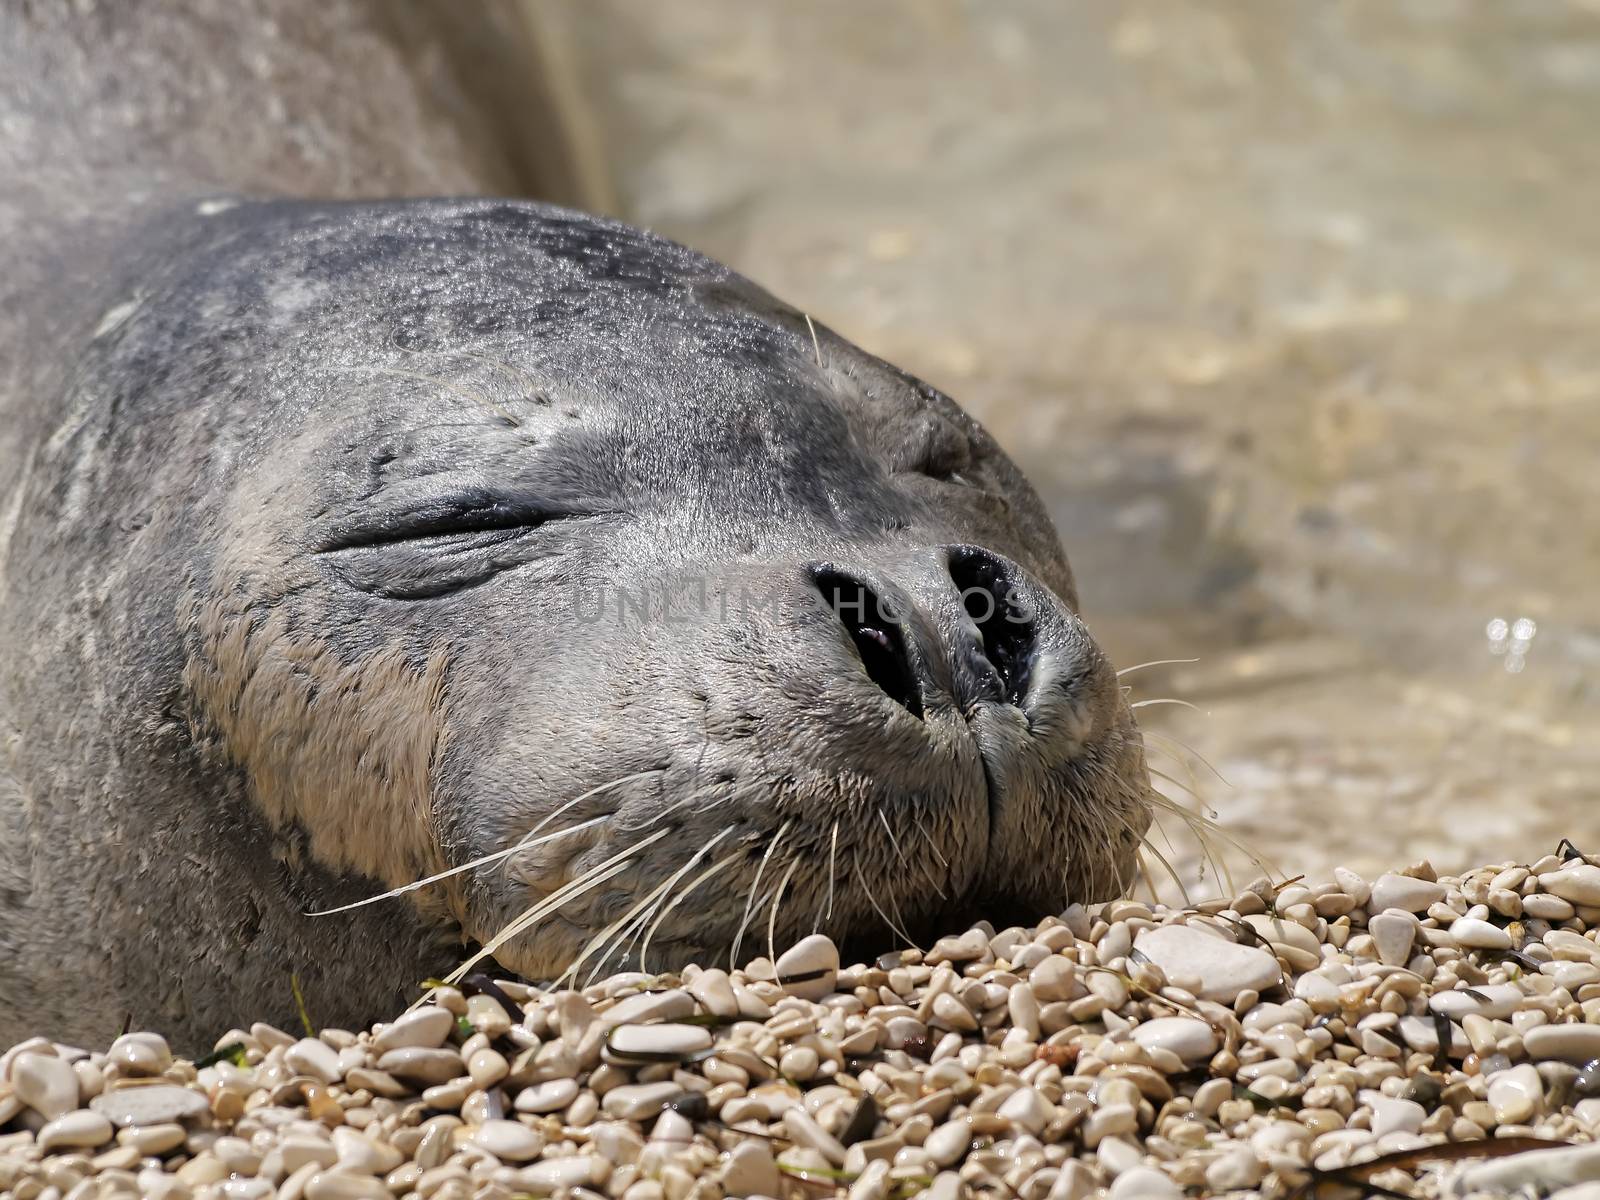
[8,853,1600,1200]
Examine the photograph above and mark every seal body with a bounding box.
[0,3,1150,1046]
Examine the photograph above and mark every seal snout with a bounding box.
[807,544,1059,722]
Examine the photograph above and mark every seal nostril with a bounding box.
[948,547,1035,707]
[811,567,923,718]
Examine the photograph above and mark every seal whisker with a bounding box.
[604,826,737,979]
[766,853,803,965]
[815,819,840,932]
[1116,657,1200,677]
[878,806,947,901]
[442,827,673,983]
[640,846,747,972]
[1130,697,1204,714]
[730,819,791,969]
[1142,727,1233,788]
[305,769,663,915]
[862,876,922,952]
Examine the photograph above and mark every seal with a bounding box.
[0,2,1151,1046]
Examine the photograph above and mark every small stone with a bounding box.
[1368,874,1447,913]
[1430,983,1522,1021]
[286,1038,343,1085]
[1540,865,1600,906]
[1133,925,1282,1003]
[12,1052,81,1119]
[997,1086,1051,1134]
[1205,1147,1264,1192]
[1488,1063,1545,1125]
[1368,912,1416,966]
[91,1083,210,1129]
[515,1156,609,1194]
[1449,917,1512,950]
[37,1109,114,1151]
[775,934,841,1000]
[600,989,695,1028]
[721,1139,782,1197]
[1129,1017,1217,1065]
[108,1033,172,1075]
[924,1119,972,1168]
[515,1078,580,1113]
[1369,1096,1425,1137]
[1525,1024,1600,1064]
[1108,1166,1182,1198]
[371,1005,455,1051]
[607,1023,714,1061]
[784,1106,848,1165]
[601,1081,683,1120]
[1028,955,1082,1002]
[471,1119,545,1162]
[929,992,978,1032]
[686,968,739,1019]
[304,1170,390,1200]
[374,1047,463,1085]
[117,1122,188,1155]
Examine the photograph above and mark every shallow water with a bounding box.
[529,0,1600,891]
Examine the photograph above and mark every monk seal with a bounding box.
[0,1,1151,1046]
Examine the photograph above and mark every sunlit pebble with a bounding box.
[5,857,1600,1197]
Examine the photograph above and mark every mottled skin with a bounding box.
[0,2,1151,1047]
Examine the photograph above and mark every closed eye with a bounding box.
[316,488,586,554]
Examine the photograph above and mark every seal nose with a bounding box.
[811,566,924,717]
[945,545,1037,709]
[810,546,1042,716]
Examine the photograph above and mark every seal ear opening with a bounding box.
[810,567,924,719]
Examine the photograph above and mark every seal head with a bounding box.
[1,198,1149,1040]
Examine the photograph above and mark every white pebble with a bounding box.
[37,1109,113,1151]
[12,1052,80,1119]
[1133,925,1282,1003]
[371,1006,454,1052]
[1130,1017,1217,1065]
[471,1119,545,1162]
[1449,917,1512,950]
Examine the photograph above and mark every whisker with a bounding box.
[731,820,791,969]
[877,807,947,900]
[815,819,840,933]
[1142,728,1233,788]
[1117,657,1199,677]
[306,769,662,916]
[765,854,803,966]
[628,827,736,973]
[1130,697,1204,714]
[641,847,747,972]
[433,827,670,992]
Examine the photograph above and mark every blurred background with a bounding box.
[516,0,1599,891]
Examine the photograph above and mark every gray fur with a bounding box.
[0,1,1149,1048]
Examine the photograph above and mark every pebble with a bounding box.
[371,1006,455,1051]
[1133,924,1282,1002]
[1487,1063,1545,1124]
[608,1022,714,1060]
[12,1052,81,1119]
[470,1119,545,1161]
[514,1077,580,1113]
[775,933,840,1000]
[286,1038,343,1084]
[720,1140,781,1197]
[1449,916,1513,949]
[1129,1017,1217,1065]
[6,854,1600,1200]
[37,1110,113,1151]
[1540,865,1600,906]
[1368,911,1416,966]
[1369,873,1447,913]
[1525,1023,1600,1063]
